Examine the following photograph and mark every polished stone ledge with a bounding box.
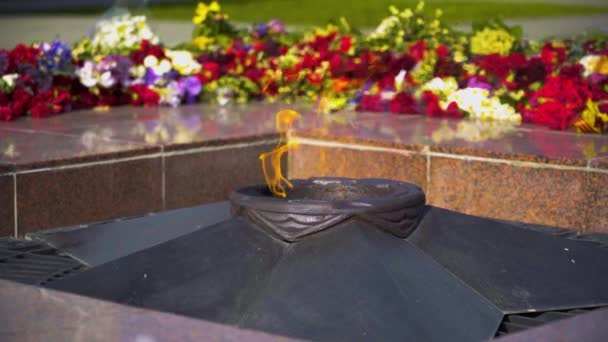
[1,102,607,235]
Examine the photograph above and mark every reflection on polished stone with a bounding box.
[431,120,518,143]
[1,102,608,169]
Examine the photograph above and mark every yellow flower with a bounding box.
[192,36,215,49]
[579,99,608,133]
[470,28,515,56]
[192,1,221,25]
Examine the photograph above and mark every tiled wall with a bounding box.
[0,140,277,237]
[289,138,608,233]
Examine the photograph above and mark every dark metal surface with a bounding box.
[0,237,85,286]
[0,279,298,342]
[48,218,288,324]
[48,218,502,342]
[495,307,601,337]
[231,178,425,241]
[493,307,608,342]
[29,201,230,267]
[238,221,503,342]
[409,207,608,313]
[38,182,608,341]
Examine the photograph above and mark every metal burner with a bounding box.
[11,178,608,342]
[230,177,425,241]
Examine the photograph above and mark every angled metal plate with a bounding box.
[493,307,608,341]
[239,221,503,342]
[409,207,608,313]
[49,218,287,324]
[29,202,231,267]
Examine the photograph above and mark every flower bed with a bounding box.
[1,1,607,133]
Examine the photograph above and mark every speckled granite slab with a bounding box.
[1,102,607,235]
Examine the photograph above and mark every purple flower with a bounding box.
[105,55,132,86]
[19,63,52,91]
[0,49,8,75]
[467,77,492,90]
[268,19,286,34]
[253,22,269,38]
[263,40,281,57]
[38,40,73,74]
[144,68,160,86]
[589,73,607,85]
[179,76,202,104]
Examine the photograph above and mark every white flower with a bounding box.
[144,55,172,76]
[99,71,116,88]
[394,70,407,91]
[373,16,399,36]
[89,15,159,54]
[445,88,521,123]
[421,77,458,98]
[1,74,19,89]
[76,61,98,88]
[579,55,601,77]
[165,50,201,75]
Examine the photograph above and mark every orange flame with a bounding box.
[260,109,302,197]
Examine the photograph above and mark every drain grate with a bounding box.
[495,307,601,337]
[0,237,86,286]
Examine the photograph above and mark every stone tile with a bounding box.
[16,158,162,235]
[586,171,608,233]
[301,115,608,166]
[289,144,428,192]
[0,175,14,237]
[3,102,306,150]
[0,128,159,171]
[165,142,276,210]
[428,156,588,230]
[0,279,296,342]
[427,157,471,213]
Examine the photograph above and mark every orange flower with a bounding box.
[332,77,350,92]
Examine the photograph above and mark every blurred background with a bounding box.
[0,0,607,48]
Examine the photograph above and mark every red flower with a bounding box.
[389,91,417,114]
[130,40,165,64]
[357,94,384,112]
[541,42,567,72]
[388,53,417,75]
[129,84,160,107]
[421,91,463,118]
[436,44,449,59]
[339,36,352,54]
[262,81,278,96]
[308,32,337,52]
[530,100,576,130]
[11,88,31,117]
[307,72,323,87]
[245,68,265,84]
[409,40,427,62]
[8,44,39,71]
[329,53,343,75]
[506,53,527,69]
[0,91,8,106]
[0,106,14,121]
[27,88,71,118]
[533,75,590,112]
[477,54,509,79]
[196,62,220,83]
[514,56,546,89]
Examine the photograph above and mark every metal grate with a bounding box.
[495,307,601,337]
[0,237,86,286]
